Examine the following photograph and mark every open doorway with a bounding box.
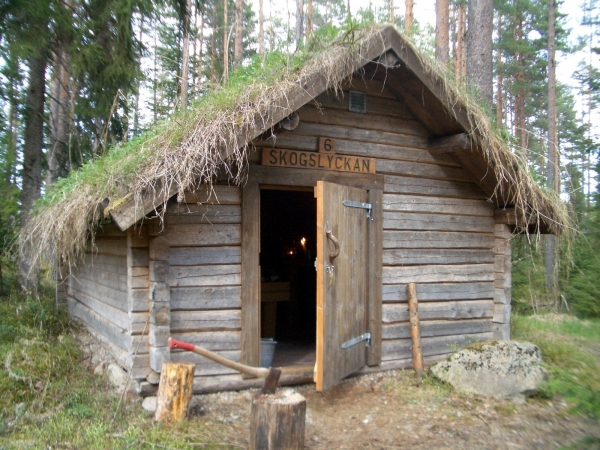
[260,188,317,368]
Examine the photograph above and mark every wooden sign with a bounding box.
[261,138,376,174]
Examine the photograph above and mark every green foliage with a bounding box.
[512,314,600,418]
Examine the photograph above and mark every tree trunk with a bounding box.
[197,5,205,96]
[454,2,466,83]
[496,15,502,126]
[296,0,304,46]
[259,0,265,57]
[134,15,144,134]
[389,0,394,22]
[545,0,557,299]
[250,390,306,450]
[47,47,70,186]
[155,362,195,423]
[234,0,243,66]
[20,52,47,291]
[405,0,413,35]
[466,0,494,107]
[435,0,449,65]
[210,0,217,83]
[223,0,229,82]
[306,0,313,40]
[181,0,191,109]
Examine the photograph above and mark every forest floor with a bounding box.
[192,368,600,450]
[1,293,599,449]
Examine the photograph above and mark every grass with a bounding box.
[0,289,235,449]
[512,313,600,418]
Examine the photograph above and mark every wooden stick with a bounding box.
[155,362,195,423]
[408,283,424,376]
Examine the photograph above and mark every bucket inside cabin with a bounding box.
[260,338,277,368]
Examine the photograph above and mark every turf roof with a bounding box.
[19,24,570,270]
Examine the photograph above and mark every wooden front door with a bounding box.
[315,181,369,391]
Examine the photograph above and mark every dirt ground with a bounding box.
[188,370,600,449]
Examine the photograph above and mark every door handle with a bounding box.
[326,230,340,261]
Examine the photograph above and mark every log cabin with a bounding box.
[28,25,566,396]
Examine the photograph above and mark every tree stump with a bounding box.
[154,362,195,423]
[250,389,306,450]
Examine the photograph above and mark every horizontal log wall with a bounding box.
[68,224,135,368]
[253,78,496,369]
[164,185,243,381]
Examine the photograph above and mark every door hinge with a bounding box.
[342,200,373,219]
[342,332,371,349]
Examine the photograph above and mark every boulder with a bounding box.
[107,363,128,388]
[431,340,547,402]
[142,396,158,412]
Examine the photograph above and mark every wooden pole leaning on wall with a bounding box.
[250,389,306,450]
[155,362,195,423]
[408,283,424,376]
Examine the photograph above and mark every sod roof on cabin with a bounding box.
[19,24,569,268]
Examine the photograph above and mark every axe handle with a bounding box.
[169,337,270,379]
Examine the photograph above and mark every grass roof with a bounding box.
[19,24,570,271]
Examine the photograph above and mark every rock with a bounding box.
[142,396,157,412]
[431,340,547,401]
[107,363,128,388]
[146,370,161,385]
[94,360,109,376]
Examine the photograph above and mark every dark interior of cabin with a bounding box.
[260,189,317,367]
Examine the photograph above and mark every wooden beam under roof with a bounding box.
[428,133,471,155]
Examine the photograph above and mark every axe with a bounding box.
[168,337,282,394]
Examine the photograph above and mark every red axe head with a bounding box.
[168,337,195,352]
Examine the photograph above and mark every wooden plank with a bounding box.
[130,288,149,312]
[383,175,485,199]
[86,238,127,257]
[493,303,511,324]
[336,140,459,167]
[70,286,130,330]
[171,286,241,310]
[261,148,376,174]
[292,121,427,149]
[381,332,494,361]
[383,264,495,284]
[167,224,241,247]
[169,246,241,266]
[312,90,415,118]
[182,185,241,205]
[241,181,260,368]
[315,181,368,391]
[171,350,241,376]
[428,133,471,155]
[96,223,128,238]
[109,183,179,232]
[383,212,494,232]
[382,318,493,339]
[254,134,317,151]
[170,309,241,332]
[376,159,472,181]
[130,226,149,248]
[67,298,130,351]
[382,282,495,302]
[367,188,383,366]
[383,248,495,266]
[383,231,495,249]
[169,264,241,287]
[297,105,429,137]
[342,76,397,99]
[76,255,127,277]
[131,248,149,267]
[166,204,241,224]
[69,276,127,312]
[383,194,494,216]
[382,299,494,323]
[71,266,127,291]
[248,165,384,191]
[132,330,240,355]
